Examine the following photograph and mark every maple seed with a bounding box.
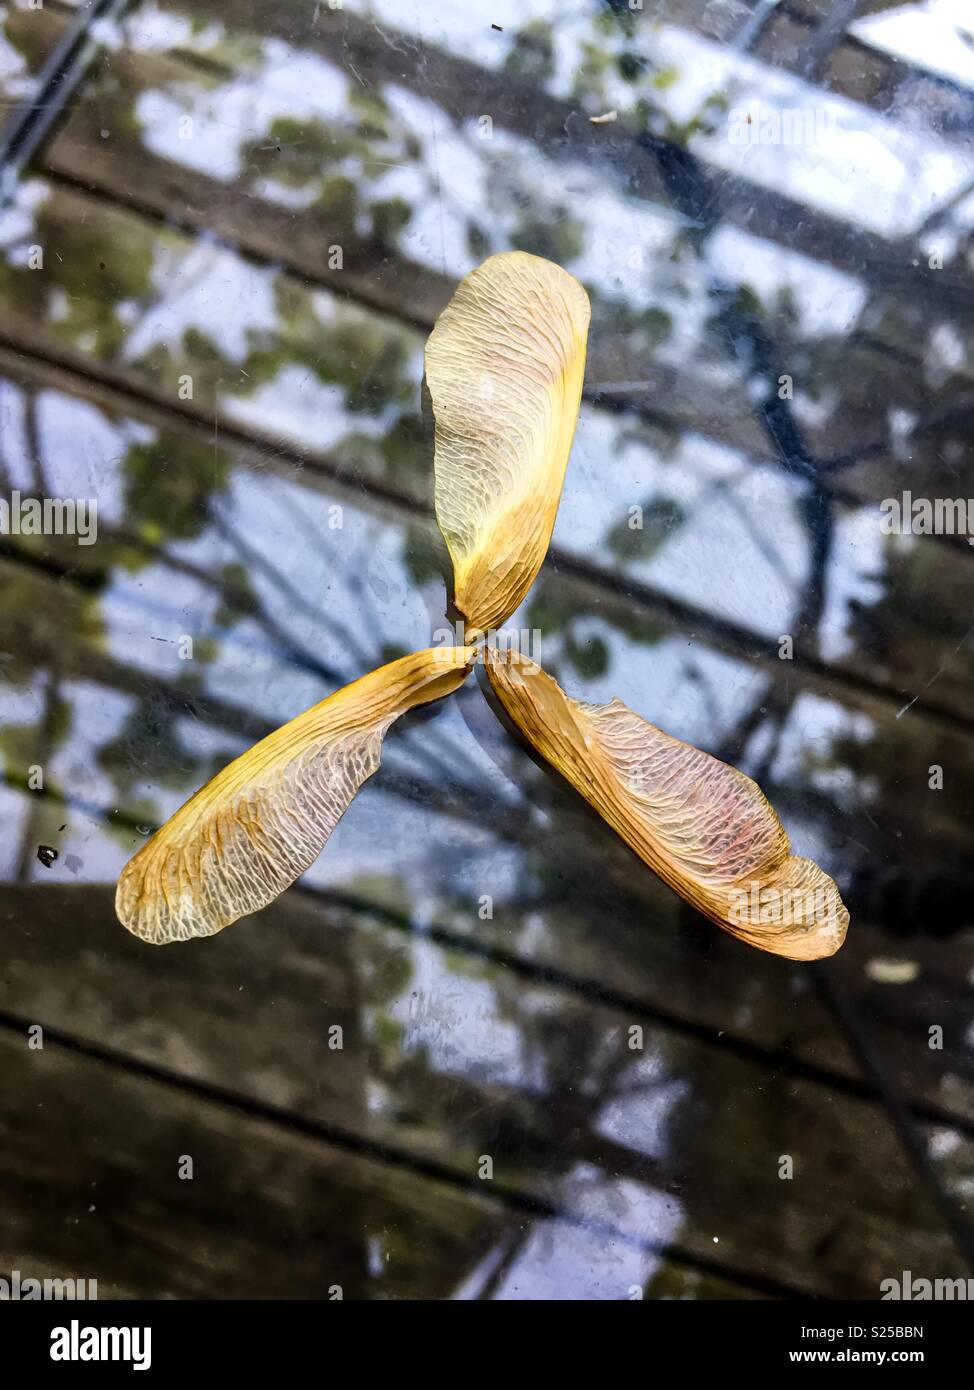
[114,252,849,960]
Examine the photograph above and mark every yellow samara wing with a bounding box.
[425,251,590,635]
[485,648,848,960]
[116,647,474,943]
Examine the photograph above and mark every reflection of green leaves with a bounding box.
[0,573,103,686]
[317,174,358,232]
[591,297,673,351]
[442,950,493,981]
[504,21,555,84]
[651,66,680,91]
[401,523,446,590]
[526,586,578,638]
[349,85,393,142]
[350,906,414,1005]
[370,197,412,245]
[528,576,666,658]
[241,280,416,416]
[566,633,609,680]
[180,326,224,366]
[850,535,974,681]
[0,696,71,775]
[0,196,154,360]
[213,563,259,627]
[246,116,339,187]
[106,802,161,853]
[607,496,685,563]
[641,306,673,345]
[571,38,613,100]
[97,702,236,793]
[369,1010,404,1051]
[512,213,584,267]
[122,439,231,542]
[618,52,648,82]
[242,103,417,251]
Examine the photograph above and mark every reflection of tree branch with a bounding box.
[819,396,974,475]
[101,518,349,684]
[795,0,868,82]
[732,0,784,54]
[683,660,722,735]
[814,963,974,1272]
[916,176,974,240]
[264,488,374,668]
[706,468,797,583]
[474,1230,529,1300]
[206,505,347,684]
[0,419,12,492]
[346,564,387,660]
[703,282,835,756]
[391,725,485,801]
[749,696,791,785]
[23,388,48,495]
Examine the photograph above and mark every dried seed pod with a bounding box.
[426,251,590,634]
[485,647,848,960]
[116,647,475,943]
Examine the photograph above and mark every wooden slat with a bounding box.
[0,881,967,1297]
[0,1025,761,1301]
[0,1023,510,1299]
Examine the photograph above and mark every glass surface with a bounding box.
[0,0,973,1300]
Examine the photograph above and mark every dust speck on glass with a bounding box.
[0,0,973,1304]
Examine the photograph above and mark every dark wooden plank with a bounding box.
[0,1023,509,1299]
[0,881,967,1297]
